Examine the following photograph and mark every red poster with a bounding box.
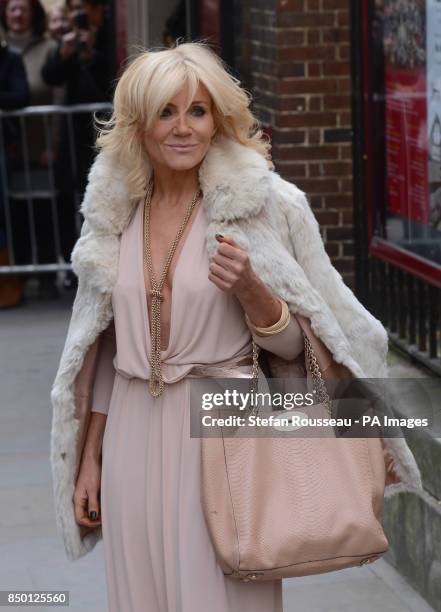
[384,1,429,224]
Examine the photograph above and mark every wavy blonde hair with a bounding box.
[95,41,273,200]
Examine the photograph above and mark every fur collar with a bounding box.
[80,134,273,236]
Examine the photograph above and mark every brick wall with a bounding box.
[240,0,355,287]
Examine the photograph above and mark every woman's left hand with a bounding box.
[208,234,257,296]
[209,234,283,328]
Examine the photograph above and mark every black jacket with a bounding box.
[41,37,111,104]
[0,43,30,110]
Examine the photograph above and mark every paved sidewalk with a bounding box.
[0,297,435,611]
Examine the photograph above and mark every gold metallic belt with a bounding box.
[186,355,254,379]
[114,355,255,383]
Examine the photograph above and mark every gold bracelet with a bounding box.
[245,297,291,337]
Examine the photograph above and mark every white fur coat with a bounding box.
[50,134,423,562]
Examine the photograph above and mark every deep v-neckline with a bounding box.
[140,201,202,355]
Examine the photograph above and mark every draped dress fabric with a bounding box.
[91,196,305,612]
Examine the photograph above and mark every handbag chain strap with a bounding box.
[249,328,333,417]
[249,339,260,413]
[302,331,333,417]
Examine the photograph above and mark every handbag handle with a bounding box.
[302,331,333,417]
[251,330,333,417]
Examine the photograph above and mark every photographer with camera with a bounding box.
[41,0,113,291]
[42,0,110,104]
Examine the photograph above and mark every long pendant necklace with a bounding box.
[143,178,202,397]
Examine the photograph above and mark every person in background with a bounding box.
[0,33,29,307]
[1,0,55,105]
[47,1,69,45]
[47,0,69,106]
[42,0,113,292]
[42,0,110,105]
[0,35,29,109]
[1,0,59,298]
[46,3,68,141]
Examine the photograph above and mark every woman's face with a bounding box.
[5,0,32,33]
[142,82,217,174]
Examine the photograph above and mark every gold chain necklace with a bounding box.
[143,178,202,397]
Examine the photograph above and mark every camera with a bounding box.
[73,10,89,30]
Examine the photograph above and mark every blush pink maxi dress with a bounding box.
[91,197,305,612]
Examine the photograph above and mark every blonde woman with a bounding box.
[50,42,422,612]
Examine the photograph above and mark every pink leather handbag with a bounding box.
[200,323,389,582]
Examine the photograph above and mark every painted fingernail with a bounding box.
[89,510,97,520]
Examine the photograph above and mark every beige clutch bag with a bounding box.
[200,322,389,582]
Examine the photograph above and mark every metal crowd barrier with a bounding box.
[0,103,112,274]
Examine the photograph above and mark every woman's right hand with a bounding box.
[73,454,102,531]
